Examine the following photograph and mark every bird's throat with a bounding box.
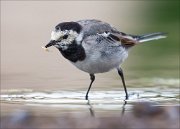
[58,40,86,62]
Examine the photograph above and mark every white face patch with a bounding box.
[76,32,83,43]
[50,30,79,45]
[67,30,78,43]
[51,31,63,40]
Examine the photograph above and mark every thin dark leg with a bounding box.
[117,68,129,100]
[85,74,95,100]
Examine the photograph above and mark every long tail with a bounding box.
[113,32,167,47]
[136,32,167,43]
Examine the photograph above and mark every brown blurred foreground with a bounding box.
[1,102,179,129]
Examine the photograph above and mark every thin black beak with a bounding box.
[45,40,57,48]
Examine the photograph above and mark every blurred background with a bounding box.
[1,1,179,90]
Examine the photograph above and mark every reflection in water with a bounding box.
[1,85,179,117]
[121,100,127,116]
[87,99,95,117]
[1,77,179,118]
[86,98,128,117]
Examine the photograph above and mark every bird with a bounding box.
[44,19,166,100]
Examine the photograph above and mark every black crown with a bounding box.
[55,22,82,34]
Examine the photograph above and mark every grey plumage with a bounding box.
[77,20,167,47]
[77,19,119,39]
[45,19,167,100]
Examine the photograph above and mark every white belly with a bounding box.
[71,47,128,74]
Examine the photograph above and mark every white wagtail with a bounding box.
[44,19,166,100]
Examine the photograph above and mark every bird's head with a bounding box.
[45,22,82,50]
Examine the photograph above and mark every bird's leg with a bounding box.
[85,74,95,100]
[117,67,129,100]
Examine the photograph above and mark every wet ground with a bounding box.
[1,80,179,128]
[1,94,180,129]
[1,85,179,112]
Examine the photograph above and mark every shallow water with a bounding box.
[1,77,179,117]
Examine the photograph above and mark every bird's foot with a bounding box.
[125,95,129,100]
[85,95,89,100]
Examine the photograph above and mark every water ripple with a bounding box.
[1,87,179,108]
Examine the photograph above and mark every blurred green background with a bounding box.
[124,1,179,79]
[143,1,179,56]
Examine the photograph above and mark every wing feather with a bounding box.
[77,19,138,47]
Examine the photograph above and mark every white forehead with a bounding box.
[51,30,78,40]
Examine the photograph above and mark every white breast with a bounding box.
[71,44,128,74]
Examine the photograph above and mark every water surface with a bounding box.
[1,77,179,116]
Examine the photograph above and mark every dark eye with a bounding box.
[63,35,68,39]
[55,26,60,31]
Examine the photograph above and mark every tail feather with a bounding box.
[112,32,167,48]
[136,32,167,43]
